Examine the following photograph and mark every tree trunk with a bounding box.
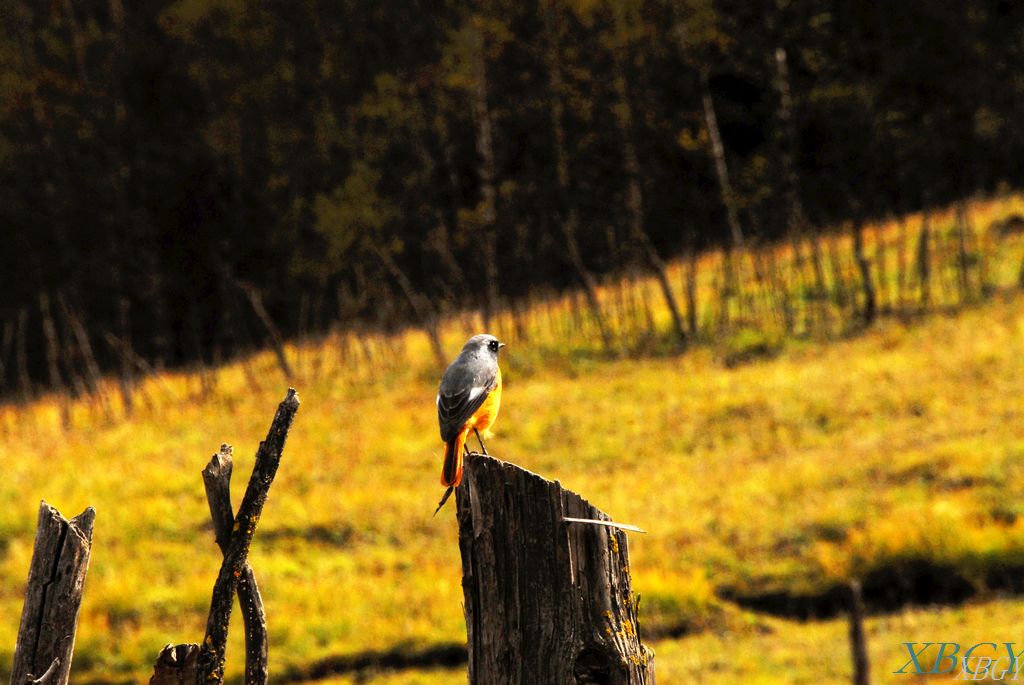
[56,294,105,399]
[771,47,806,235]
[116,298,134,417]
[696,66,743,320]
[10,502,95,685]
[416,111,466,304]
[38,293,71,428]
[916,213,932,306]
[684,248,699,336]
[610,23,686,346]
[373,246,447,370]
[955,201,973,300]
[16,308,31,401]
[59,0,87,82]
[852,219,876,326]
[699,68,744,250]
[238,282,293,380]
[455,454,654,684]
[543,0,612,353]
[0,320,13,392]
[470,22,500,329]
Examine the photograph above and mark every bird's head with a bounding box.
[464,333,505,358]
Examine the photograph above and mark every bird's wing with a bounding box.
[438,363,497,442]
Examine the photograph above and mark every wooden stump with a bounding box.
[10,502,95,685]
[150,644,200,685]
[455,454,654,684]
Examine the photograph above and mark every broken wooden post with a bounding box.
[150,645,200,685]
[455,454,654,684]
[202,444,269,685]
[10,502,95,685]
[149,388,299,685]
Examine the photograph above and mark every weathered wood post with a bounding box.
[10,502,95,685]
[150,388,299,685]
[455,454,654,684]
[202,444,269,685]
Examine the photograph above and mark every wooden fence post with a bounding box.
[455,454,654,684]
[848,579,870,685]
[150,388,299,685]
[202,444,269,685]
[10,502,95,685]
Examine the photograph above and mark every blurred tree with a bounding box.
[605,0,687,345]
[0,0,1022,392]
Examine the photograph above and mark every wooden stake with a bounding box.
[455,455,654,684]
[10,502,95,685]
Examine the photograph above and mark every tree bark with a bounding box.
[455,454,654,684]
[10,502,95,685]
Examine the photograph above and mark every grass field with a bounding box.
[307,598,1024,684]
[3,196,1024,682]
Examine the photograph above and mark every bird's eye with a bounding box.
[488,340,499,351]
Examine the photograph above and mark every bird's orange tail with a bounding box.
[441,430,468,487]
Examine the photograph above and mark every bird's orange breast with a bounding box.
[470,367,502,433]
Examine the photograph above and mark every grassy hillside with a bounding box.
[308,597,1024,684]
[3,196,1024,682]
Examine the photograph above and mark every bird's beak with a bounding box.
[498,342,506,349]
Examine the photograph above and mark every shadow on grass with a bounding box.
[719,556,1024,621]
[277,642,467,683]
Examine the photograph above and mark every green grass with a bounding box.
[3,196,1024,681]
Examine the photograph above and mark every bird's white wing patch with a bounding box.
[468,386,483,402]
[436,395,441,408]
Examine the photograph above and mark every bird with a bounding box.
[436,333,504,489]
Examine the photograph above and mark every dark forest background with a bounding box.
[1,0,1022,395]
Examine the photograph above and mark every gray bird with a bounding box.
[437,333,505,488]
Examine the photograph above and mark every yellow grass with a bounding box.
[2,195,1024,681]
[305,597,1024,684]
